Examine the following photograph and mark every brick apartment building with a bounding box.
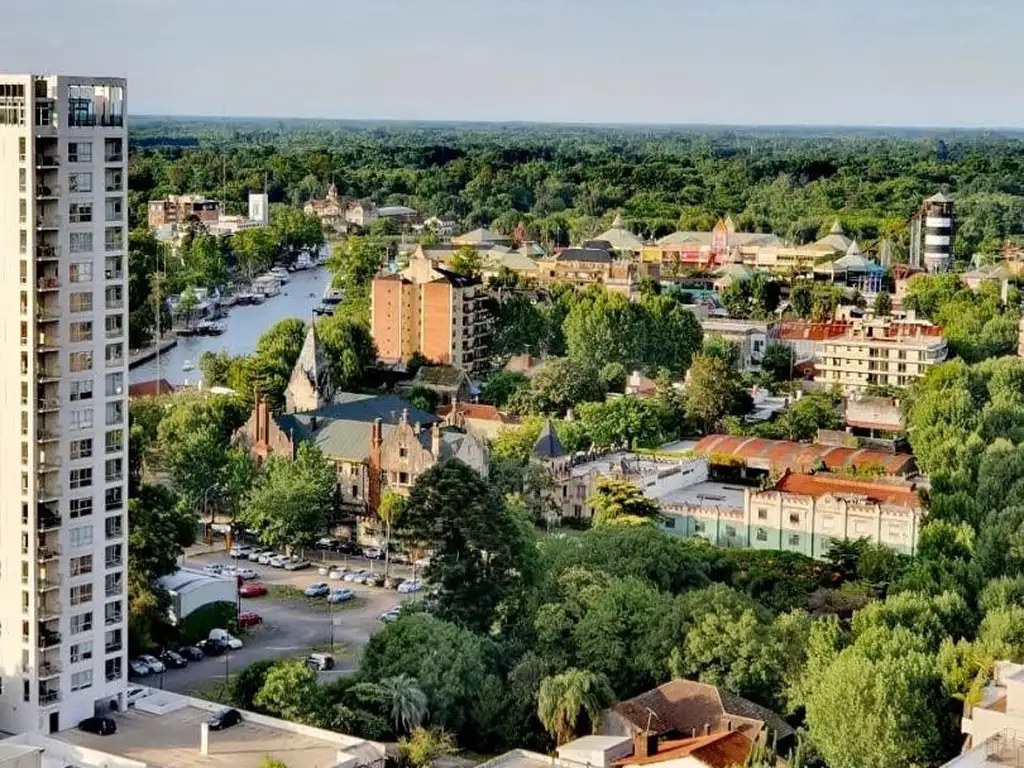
[371,256,491,374]
[147,194,220,228]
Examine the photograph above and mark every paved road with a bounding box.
[147,551,411,693]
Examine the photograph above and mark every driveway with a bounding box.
[149,551,414,693]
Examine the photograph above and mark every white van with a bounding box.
[208,628,243,649]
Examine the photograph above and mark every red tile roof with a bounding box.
[128,379,177,398]
[773,472,920,508]
[436,402,516,423]
[693,435,915,476]
[617,732,753,768]
[776,320,851,341]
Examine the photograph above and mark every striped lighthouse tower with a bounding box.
[922,192,954,273]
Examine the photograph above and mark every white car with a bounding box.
[209,629,243,649]
[257,552,277,565]
[362,547,382,560]
[235,567,258,580]
[230,546,253,559]
[202,564,223,575]
[126,686,151,706]
[397,578,423,594]
[269,555,289,568]
[247,548,267,561]
[328,568,347,580]
[138,654,166,674]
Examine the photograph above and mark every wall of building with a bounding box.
[420,282,452,364]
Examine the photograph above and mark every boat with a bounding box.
[323,286,344,306]
[197,320,227,336]
[250,292,266,305]
[270,267,290,284]
[234,292,256,306]
[253,274,281,297]
[182,360,195,372]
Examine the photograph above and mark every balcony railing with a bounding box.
[37,515,61,532]
[105,581,123,597]
[38,690,60,706]
[105,152,124,163]
[105,669,122,683]
[105,641,122,654]
[37,575,60,592]
[36,427,60,442]
[106,298,125,310]
[105,557,124,569]
[106,356,124,370]
[37,276,60,291]
[105,612,123,626]
[35,184,60,198]
[38,602,61,622]
[38,631,60,650]
[35,215,61,230]
[35,155,59,167]
[36,307,60,322]
[38,661,61,679]
[37,547,59,563]
[105,326,124,340]
[105,269,124,281]
[36,245,60,261]
[37,367,62,382]
[37,397,60,412]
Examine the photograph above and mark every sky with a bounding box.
[3,0,1022,127]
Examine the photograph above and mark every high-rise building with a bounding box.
[0,74,129,733]
[371,256,491,373]
[922,192,954,272]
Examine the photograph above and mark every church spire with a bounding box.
[285,321,335,413]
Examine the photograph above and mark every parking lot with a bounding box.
[149,549,422,693]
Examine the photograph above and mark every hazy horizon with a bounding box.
[5,0,1020,127]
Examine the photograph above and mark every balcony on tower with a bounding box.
[34,134,58,164]
[38,684,60,707]
[37,568,60,593]
[37,504,61,533]
[35,168,59,199]
[36,383,60,413]
[35,200,60,231]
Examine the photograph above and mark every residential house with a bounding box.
[535,241,647,297]
[439,401,519,441]
[401,365,474,405]
[345,200,379,228]
[843,394,904,437]
[303,183,348,232]
[371,256,492,373]
[376,205,419,227]
[234,325,488,535]
[504,353,549,378]
[417,216,457,237]
[411,243,539,281]
[961,261,1014,291]
[451,227,512,247]
[699,318,774,372]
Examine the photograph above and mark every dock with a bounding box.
[128,334,179,370]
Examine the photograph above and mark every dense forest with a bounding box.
[129,118,1024,259]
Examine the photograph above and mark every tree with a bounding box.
[577,397,666,449]
[380,675,429,734]
[702,336,741,369]
[512,358,605,416]
[480,371,529,408]
[873,291,893,316]
[249,318,308,410]
[683,354,750,433]
[401,460,536,631]
[589,478,663,527]
[271,207,324,256]
[232,660,277,710]
[231,227,280,279]
[599,362,628,393]
[398,727,458,768]
[379,490,405,583]
[178,285,198,329]
[327,235,388,299]
[760,343,795,384]
[490,295,550,359]
[790,282,813,318]
[448,247,484,278]
[537,669,615,746]
[316,314,377,390]
[255,660,320,722]
[240,444,336,553]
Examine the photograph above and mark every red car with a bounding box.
[238,582,267,598]
[237,611,263,628]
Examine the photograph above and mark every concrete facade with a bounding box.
[0,73,129,733]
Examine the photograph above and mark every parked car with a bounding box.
[316,537,340,551]
[247,548,267,560]
[398,578,423,594]
[238,582,267,598]
[269,555,289,568]
[328,588,354,604]
[202,563,223,575]
[328,567,348,580]
[79,717,117,735]
[208,629,243,650]
[137,654,166,674]
[342,569,366,583]
[283,559,310,571]
[229,546,253,559]
[160,650,188,669]
[126,686,151,706]
[304,582,330,598]
[364,573,385,587]
[362,547,383,560]
[379,607,401,623]
[257,552,277,565]
[235,567,258,580]
[318,565,330,576]
[305,652,335,671]
[237,611,263,628]
[207,708,242,731]
[128,658,151,677]
[391,552,411,565]
[197,639,227,657]
[177,645,204,661]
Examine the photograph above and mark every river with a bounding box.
[130,266,333,386]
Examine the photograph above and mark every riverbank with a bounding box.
[129,333,179,370]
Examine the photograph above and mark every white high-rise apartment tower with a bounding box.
[0,75,128,734]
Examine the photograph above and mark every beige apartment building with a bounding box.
[370,256,490,373]
[0,74,129,733]
[816,314,947,392]
[146,194,220,229]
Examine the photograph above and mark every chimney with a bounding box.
[704,723,711,735]
[633,732,658,760]
[414,422,422,435]
[371,418,383,449]
[401,408,409,425]
[431,422,442,458]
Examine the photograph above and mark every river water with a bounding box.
[130,266,333,386]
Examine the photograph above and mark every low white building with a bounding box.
[946,661,1024,766]
[157,568,236,624]
[700,318,773,372]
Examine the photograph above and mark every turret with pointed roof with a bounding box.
[532,419,566,460]
[285,321,336,414]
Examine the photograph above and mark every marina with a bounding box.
[130,265,334,386]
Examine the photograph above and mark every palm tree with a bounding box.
[381,674,428,734]
[537,668,615,746]
[378,490,405,583]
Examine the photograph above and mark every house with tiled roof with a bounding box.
[303,183,348,232]
[438,400,519,441]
